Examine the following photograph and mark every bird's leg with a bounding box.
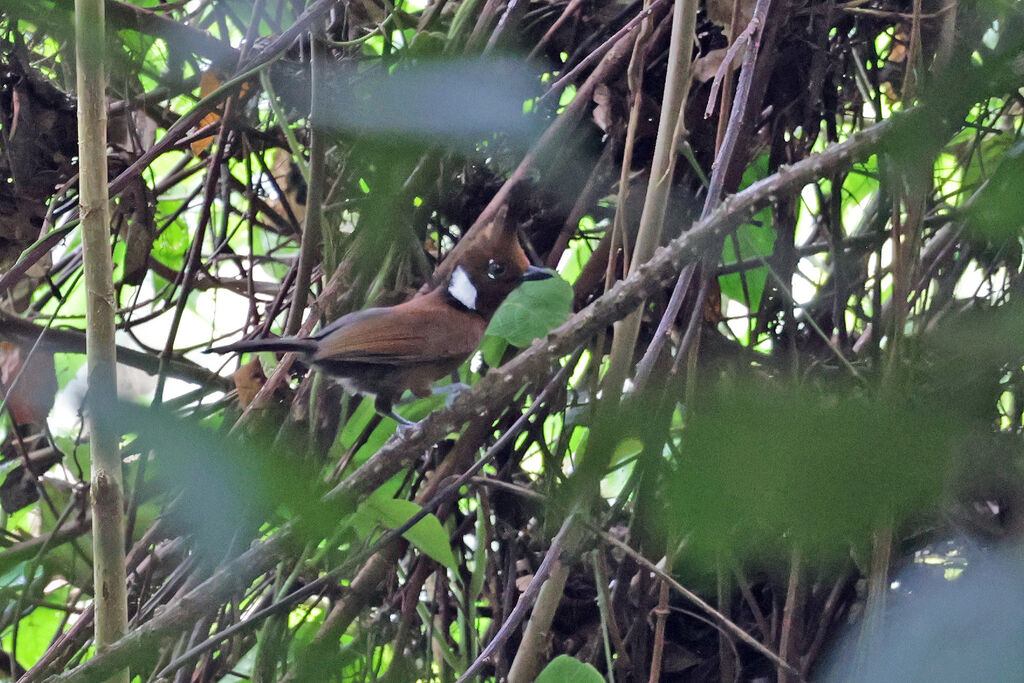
[374,395,415,427]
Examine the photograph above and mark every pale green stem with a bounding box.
[76,0,129,680]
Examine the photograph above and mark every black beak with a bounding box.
[522,265,553,282]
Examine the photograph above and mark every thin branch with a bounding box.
[605,0,698,392]
[600,531,804,680]
[284,31,327,336]
[0,314,229,390]
[458,512,578,682]
[539,0,671,104]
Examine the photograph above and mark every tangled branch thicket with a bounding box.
[2,0,1024,681]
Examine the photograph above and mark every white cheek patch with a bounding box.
[448,265,478,311]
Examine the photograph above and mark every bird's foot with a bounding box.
[373,396,417,431]
[433,382,470,407]
[389,413,427,439]
[395,421,424,437]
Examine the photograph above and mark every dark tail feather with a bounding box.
[206,337,317,356]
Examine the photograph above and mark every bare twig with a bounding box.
[459,512,578,682]
[600,531,804,680]
[778,546,803,683]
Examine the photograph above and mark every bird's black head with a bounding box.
[442,207,551,319]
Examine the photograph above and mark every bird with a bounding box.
[208,207,551,425]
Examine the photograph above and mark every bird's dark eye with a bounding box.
[487,260,507,279]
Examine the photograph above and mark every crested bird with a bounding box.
[208,208,551,424]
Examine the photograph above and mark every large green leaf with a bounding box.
[353,494,458,570]
[487,276,573,347]
[536,655,604,683]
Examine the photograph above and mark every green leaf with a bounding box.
[0,585,71,666]
[559,226,595,284]
[0,560,27,591]
[719,150,775,308]
[151,213,189,270]
[0,457,20,488]
[611,437,643,465]
[479,334,509,369]
[536,655,604,683]
[487,276,572,347]
[355,495,458,570]
[719,221,775,308]
[408,31,447,57]
[54,353,86,390]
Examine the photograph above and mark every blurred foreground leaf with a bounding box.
[90,401,341,558]
[658,380,958,564]
[281,58,543,150]
[966,137,1024,245]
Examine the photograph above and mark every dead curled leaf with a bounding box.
[592,83,613,133]
[692,48,727,84]
[0,341,57,425]
[190,69,254,155]
[232,358,267,408]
